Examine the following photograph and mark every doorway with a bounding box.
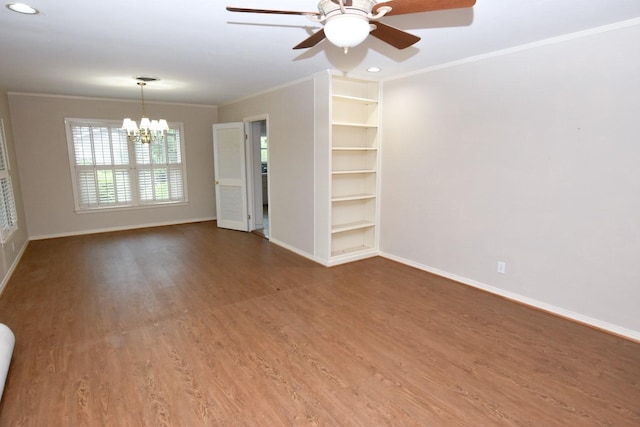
[212,117,269,236]
[247,118,269,239]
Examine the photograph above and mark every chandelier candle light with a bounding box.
[122,77,168,145]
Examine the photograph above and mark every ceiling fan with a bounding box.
[227,0,476,53]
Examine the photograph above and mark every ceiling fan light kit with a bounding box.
[324,14,371,53]
[226,0,476,53]
[317,0,386,53]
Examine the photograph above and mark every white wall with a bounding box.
[8,94,218,238]
[0,92,29,295]
[379,23,640,337]
[218,79,316,258]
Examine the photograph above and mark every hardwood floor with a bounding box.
[0,221,638,426]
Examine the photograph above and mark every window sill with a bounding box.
[74,200,189,214]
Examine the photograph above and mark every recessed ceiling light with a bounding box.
[367,67,381,73]
[6,2,39,14]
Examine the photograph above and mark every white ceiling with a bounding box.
[1,0,639,106]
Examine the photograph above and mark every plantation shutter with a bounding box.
[69,122,133,209]
[66,119,187,212]
[135,128,185,204]
[0,119,18,243]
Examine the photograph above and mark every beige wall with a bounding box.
[380,23,640,337]
[0,92,29,294]
[218,79,316,257]
[8,94,218,238]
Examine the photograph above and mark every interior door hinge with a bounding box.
[248,214,251,220]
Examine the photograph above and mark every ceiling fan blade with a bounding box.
[374,0,476,16]
[293,29,326,49]
[370,21,420,49]
[226,7,318,16]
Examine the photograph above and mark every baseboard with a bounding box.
[268,240,378,267]
[326,249,379,267]
[268,238,327,265]
[29,217,217,240]
[380,251,640,343]
[0,239,29,297]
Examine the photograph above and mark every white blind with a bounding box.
[135,129,185,204]
[70,123,133,209]
[0,119,18,243]
[66,119,187,212]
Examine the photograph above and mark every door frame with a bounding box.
[243,114,269,234]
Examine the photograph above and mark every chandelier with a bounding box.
[122,77,168,145]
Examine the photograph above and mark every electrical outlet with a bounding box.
[497,261,506,274]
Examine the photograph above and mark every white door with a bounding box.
[213,122,248,231]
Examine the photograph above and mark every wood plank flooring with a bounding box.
[0,221,638,426]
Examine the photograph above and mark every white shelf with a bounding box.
[331,169,376,175]
[332,126,377,149]
[332,194,376,202]
[331,220,375,234]
[324,74,380,263]
[332,147,377,151]
[332,173,376,199]
[331,245,375,258]
[332,94,378,105]
[332,122,378,128]
[332,76,379,100]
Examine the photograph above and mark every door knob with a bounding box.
[215,180,219,185]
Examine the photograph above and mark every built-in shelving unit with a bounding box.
[329,76,380,259]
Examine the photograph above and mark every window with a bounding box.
[65,118,187,212]
[260,135,268,163]
[0,119,18,243]
[260,135,268,173]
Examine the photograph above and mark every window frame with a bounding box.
[65,118,189,213]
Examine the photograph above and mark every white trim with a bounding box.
[269,237,326,265]
[72,200,190,215]
[385,18,640,83]
[7,91,218,109]
[270,236,378,267]
[327,249,378,267]
[242,114,270,124]
[379,251,640,343]
[243,114,270,234]
[28,217,216,241]
[312,75,318,260]
[0,239,28,297]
